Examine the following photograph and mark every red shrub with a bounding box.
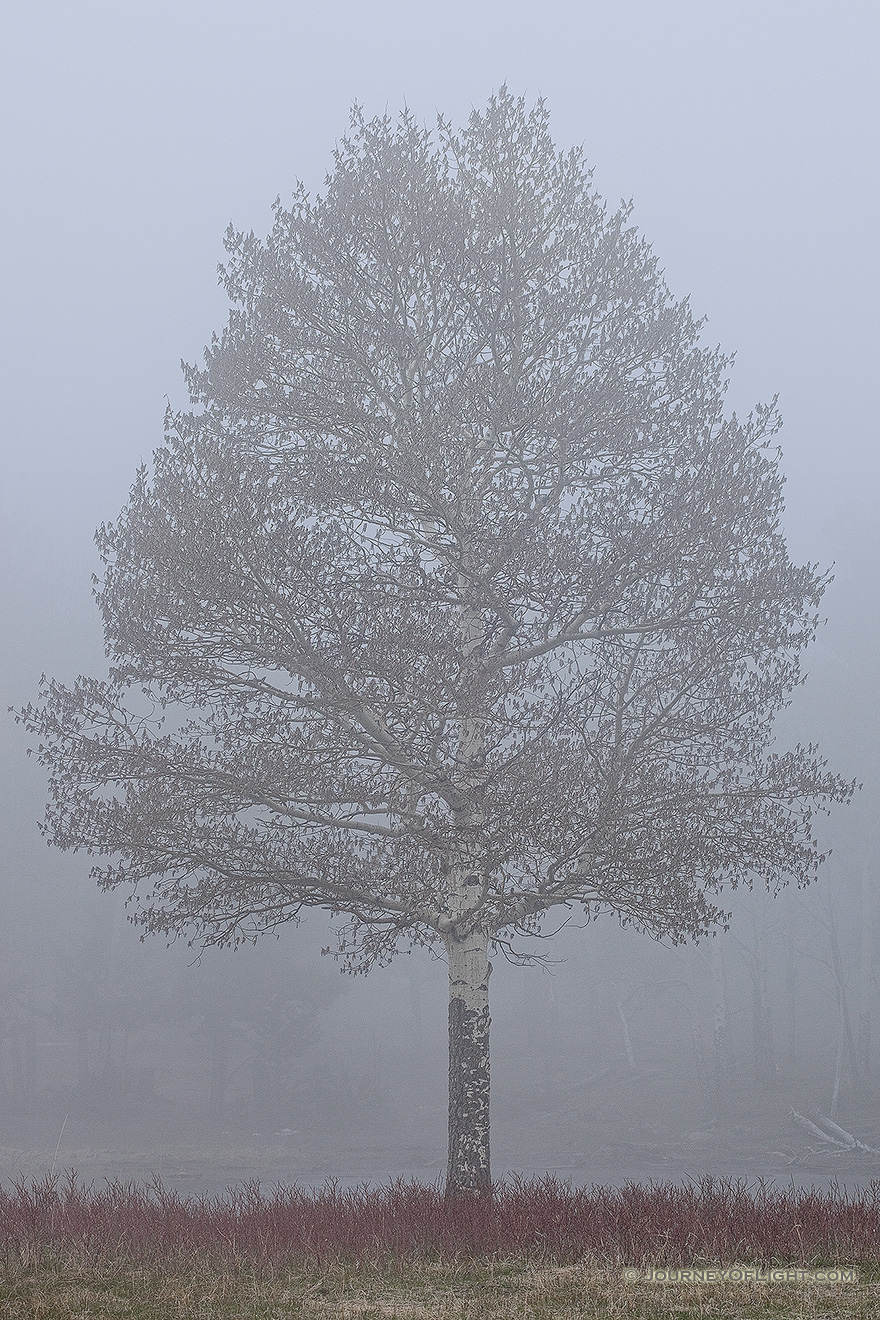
[1,1172,878,1265]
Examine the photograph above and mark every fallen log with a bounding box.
[813,1110,880,1155]
[789,1108,880,1155]
[790,1109,844,1145]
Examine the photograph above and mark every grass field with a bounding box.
[2,1173,879,1317]
[3,1255,878,1319]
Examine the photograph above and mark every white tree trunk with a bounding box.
[446,923,491,1195]
[443,553,492,1195]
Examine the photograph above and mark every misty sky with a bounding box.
[1,0,878,946]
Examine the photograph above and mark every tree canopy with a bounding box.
[19,89,850,1192]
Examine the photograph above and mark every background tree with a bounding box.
[18,90,850,1195]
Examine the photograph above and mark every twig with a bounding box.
[50,1113,69,1177]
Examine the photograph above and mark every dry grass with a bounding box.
[2,1173,879,1316]
[1,1254,877,1318]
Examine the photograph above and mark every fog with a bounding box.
[1,1,878,1191]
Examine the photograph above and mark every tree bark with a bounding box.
[709,940,729,1121]
[209,1020,229,1117]
[407,960,423,1063]
[858,853,875,1096]
[24,1001,37,1098]
[747,895,777,1090]
[446,926,491,1196]
[785,893,799,1066]
[827,892,860,1090]
[77,1028,89,1090]
[445,563,491,1198]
